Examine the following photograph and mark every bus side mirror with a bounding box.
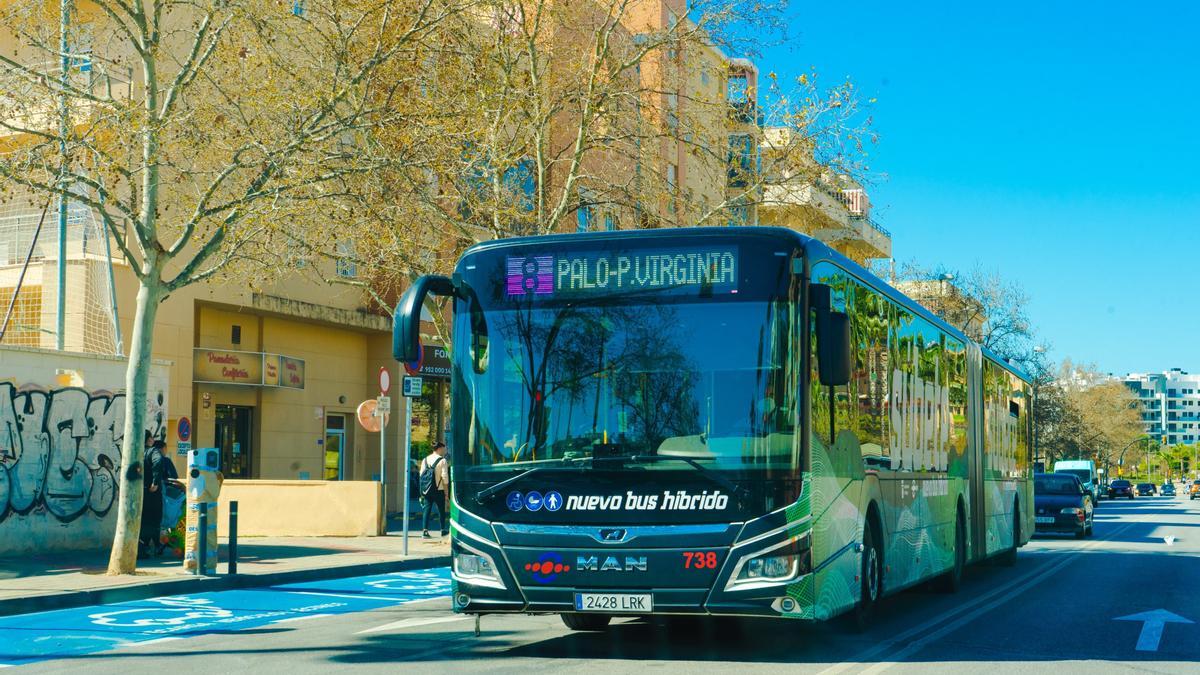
[393,275,455,363]
[817,311,851,387]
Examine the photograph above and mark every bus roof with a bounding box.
[459,226,1032,384]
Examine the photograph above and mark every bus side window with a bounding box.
[850,280,889,468]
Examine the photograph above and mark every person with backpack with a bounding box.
[419,441,449,539]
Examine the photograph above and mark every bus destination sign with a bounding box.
[506,247,738,298]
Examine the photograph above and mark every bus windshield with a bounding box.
[458,300,795,471]
[450,236,800,482]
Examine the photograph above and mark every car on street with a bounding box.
[1108,479,1134,499]
[1034,472,1094,538]
[1135,482,1157,496]
[1054,460,1101,506]
[1161,483,1176,497]
[1191,480,1200,500]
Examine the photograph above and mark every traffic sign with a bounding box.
[403,376,423,397]
[378,367,391,395]
[376,395,392,414]
[177,416,192,443]
[403,343,424,376]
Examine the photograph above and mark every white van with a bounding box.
[1054,460,1100,504]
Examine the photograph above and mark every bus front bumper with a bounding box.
[449,522,815,619]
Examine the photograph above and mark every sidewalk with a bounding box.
[0,529,450,618]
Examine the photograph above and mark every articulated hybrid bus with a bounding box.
[393,227,1033,630]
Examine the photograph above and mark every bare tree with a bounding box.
[0,0,471,573]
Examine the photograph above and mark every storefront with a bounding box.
[186,305,393,490]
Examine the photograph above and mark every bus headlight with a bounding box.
[454,552,495,578]
[740,553,797,581]
[452,541,505,590]
[725,533,811,591]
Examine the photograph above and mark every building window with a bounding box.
[576,188,594,232]
[727,133,756,186]
[604,212,617,231]
[292,0,306,16]
[335,240,357,278]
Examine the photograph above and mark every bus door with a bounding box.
[966,344,986,562]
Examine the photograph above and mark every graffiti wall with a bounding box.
[0,347,168,556]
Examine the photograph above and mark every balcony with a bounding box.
[759,177,892,261]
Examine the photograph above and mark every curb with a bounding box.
[0,554,451,619]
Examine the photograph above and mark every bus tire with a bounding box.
[997,504,1019,567]
[935,507,966,593]
[561,613,611,631]
[850,515,883,631]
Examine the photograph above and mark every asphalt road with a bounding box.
[11,491,1200,673]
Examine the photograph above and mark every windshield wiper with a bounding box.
[622,454,749,504]
[475,458,589,504]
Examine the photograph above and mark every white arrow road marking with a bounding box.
[1114,609,1194,651]
[356,615,468,635]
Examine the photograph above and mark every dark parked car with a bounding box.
[1136,482,1157,496]
[1161,483,1176,497]
[1035,473,1094,538]
[1108,479,1134,499]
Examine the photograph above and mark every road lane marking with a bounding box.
[114,637,183,649]
[272,613,333,624]
[356,615,469,634]
[819,520,1140,675]
[1114,610,1194,651]
[293,591,422,602]
[860,519,1144,672]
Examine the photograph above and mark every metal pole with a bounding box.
[0,201,50,343]
[228,501,238,575]
[96,175,123,354]
[380,400,387,533]
[402,394,413,556]
[198,502,208,576]
[56,0,71,351]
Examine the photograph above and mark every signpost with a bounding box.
[177,416,192,457]
[401,375,422,556]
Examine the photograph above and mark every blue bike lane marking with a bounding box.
[0,567,451,667]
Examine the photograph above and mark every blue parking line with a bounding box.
[0,567,451,667]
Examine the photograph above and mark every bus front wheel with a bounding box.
[561,613,612,631]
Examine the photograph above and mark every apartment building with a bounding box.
[758,127,891,264]
[1122,369,1200,446]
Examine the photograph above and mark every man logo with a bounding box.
[576,555,648,572]
[599,528,627,542]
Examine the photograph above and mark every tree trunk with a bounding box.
[106,279,162,575]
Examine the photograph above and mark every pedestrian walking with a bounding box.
[139,437,166,558]
[419,441,449,538]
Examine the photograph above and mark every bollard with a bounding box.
[228,500,238,575]
[198,502,208,576]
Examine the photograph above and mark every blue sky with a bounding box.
[757,1,1200,375]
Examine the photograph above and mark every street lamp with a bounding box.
[1116,435,1151,480]
[1031,345,1047,469]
